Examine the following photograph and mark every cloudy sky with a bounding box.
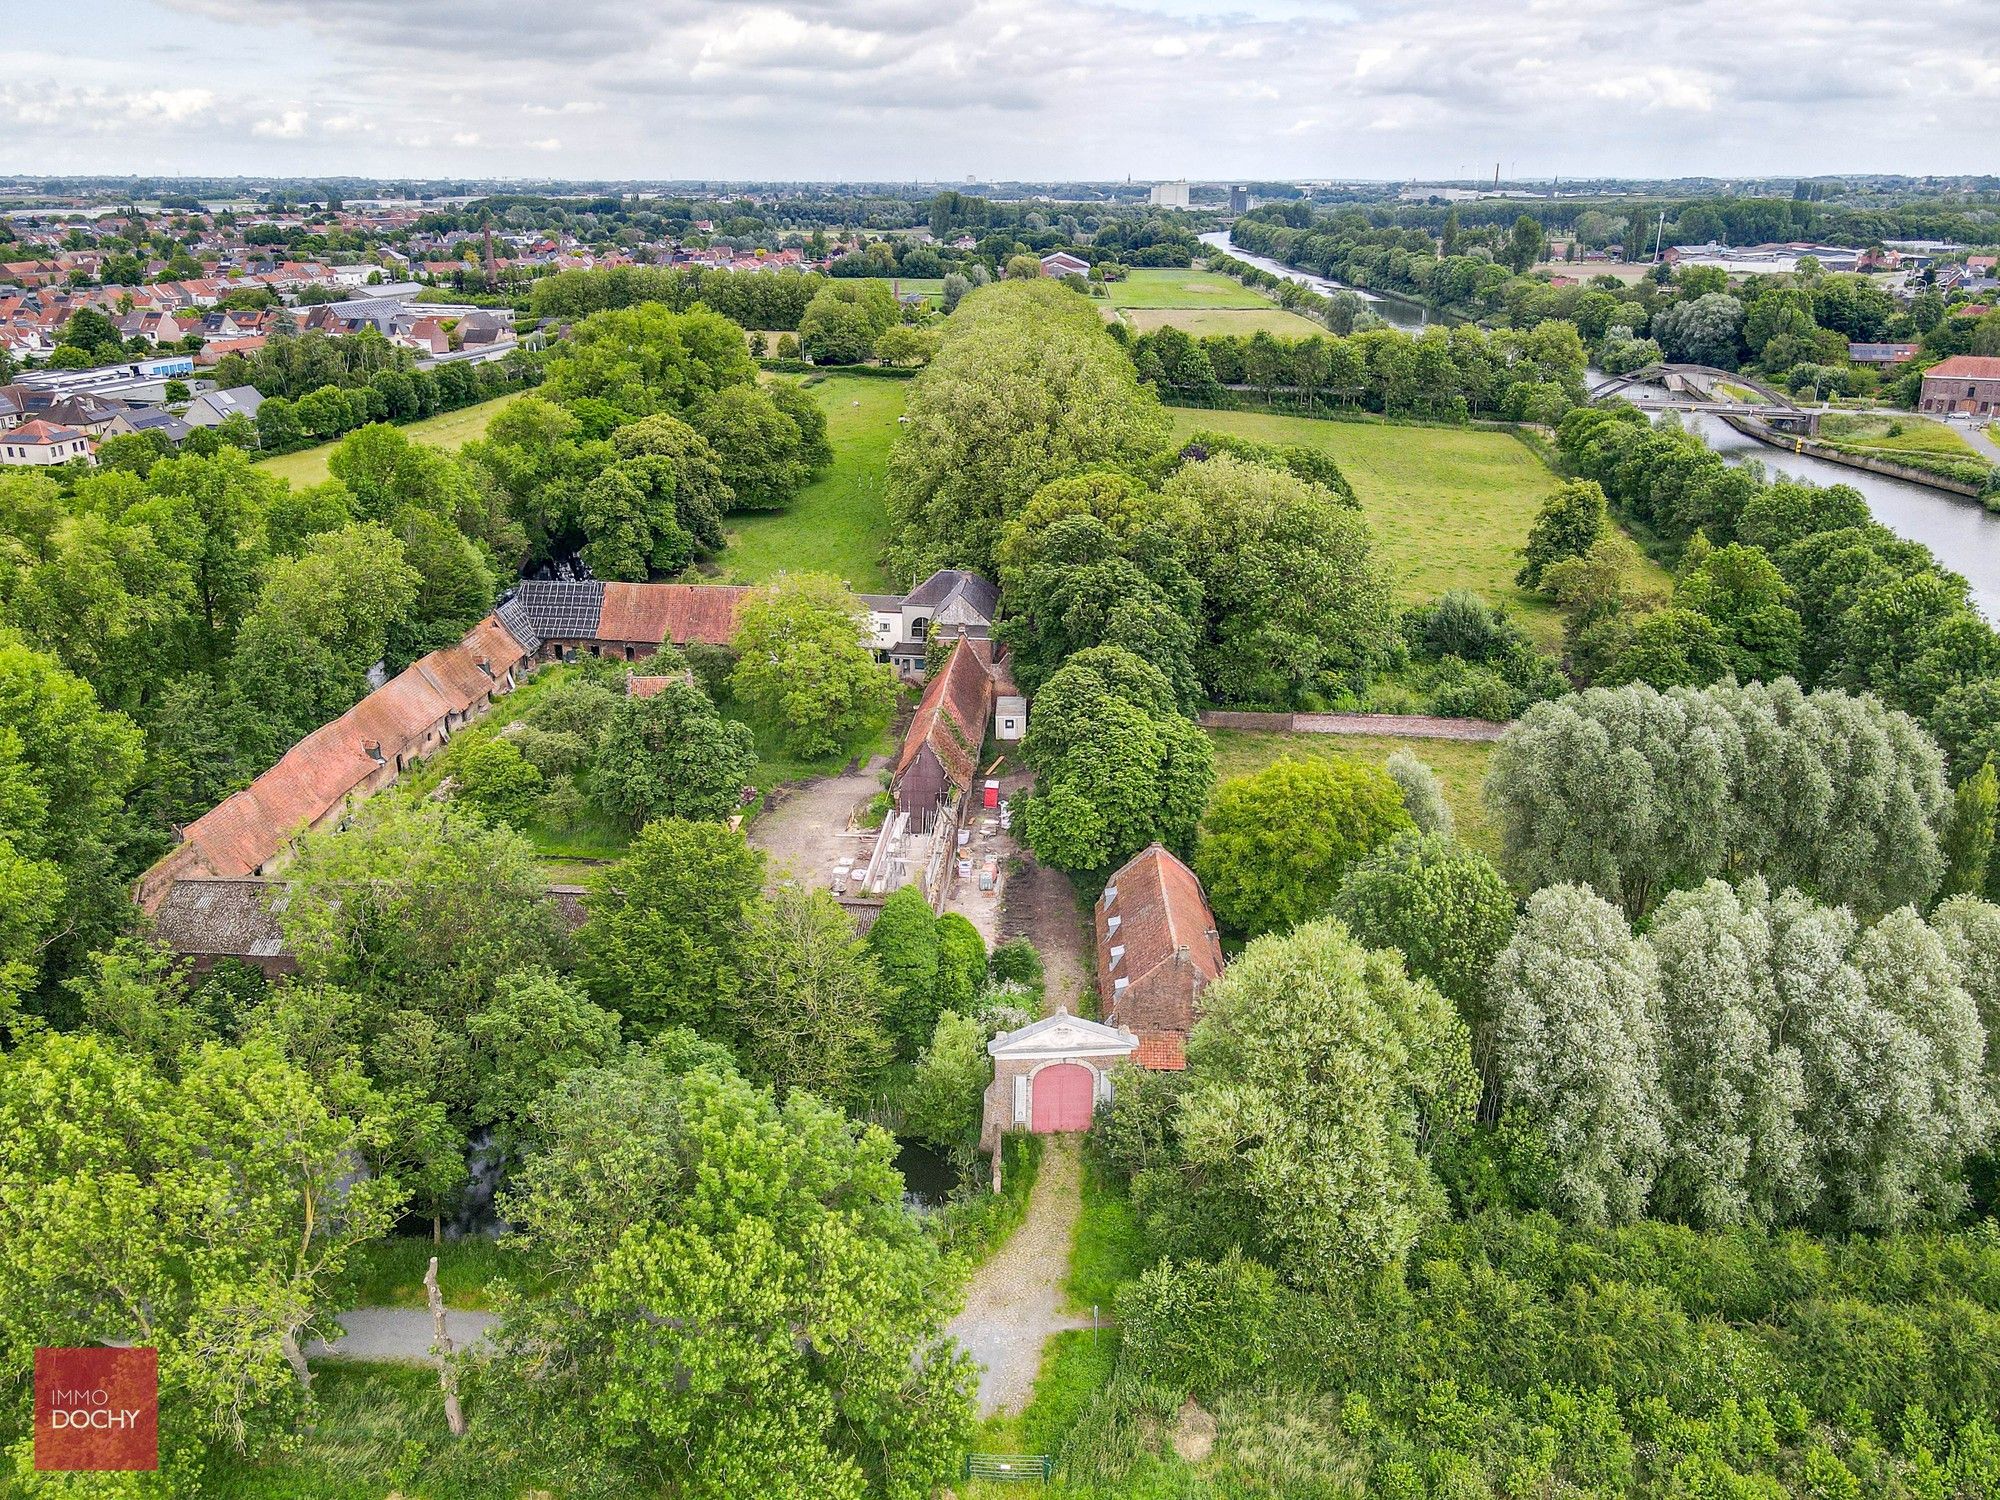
[5,0,1997,183]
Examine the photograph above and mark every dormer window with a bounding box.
[1106,914,1121,935]
[1102,884,1118,907]
[1109,944,1124,968]
[1112,976,1129,993]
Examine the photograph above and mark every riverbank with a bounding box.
[1671,409,2000,620]
[1198,230,1439,330]
[1718,412,1989,499]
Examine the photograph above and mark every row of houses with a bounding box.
[138,569,1024,921]
[0,382,264,465]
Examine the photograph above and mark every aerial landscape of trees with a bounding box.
[6,193,2000,1498]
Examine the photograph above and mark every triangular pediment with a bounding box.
[989,1009,1137,1059]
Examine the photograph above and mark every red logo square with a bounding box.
[34,1348,158,1471]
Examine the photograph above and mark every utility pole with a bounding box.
[1652,209,1667,264]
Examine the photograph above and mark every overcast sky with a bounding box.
[5,0,1997,183]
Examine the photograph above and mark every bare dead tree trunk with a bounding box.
[424,1256,467,1438]
[281,1332,313,1391]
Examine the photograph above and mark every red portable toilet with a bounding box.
[982,779,1000,810]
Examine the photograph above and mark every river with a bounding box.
[1197,229,1432,331]
[1670,410,2000,622]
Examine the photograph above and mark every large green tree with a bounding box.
[1163,918,1475,1285]
[1019,646,1214,874]
[480,1053,972,1498]
[737,884,893,1109]
[729,572,896,759]
[1195,757,1412,938]
[1488,884,1666,1226]
[593,677,755,827]
[0,1032,402,1483]
[576,818,765,1040]
[886,279,1169,577]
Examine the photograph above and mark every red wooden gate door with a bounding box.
[1030,1063,1093,1133]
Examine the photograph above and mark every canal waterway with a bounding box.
[1198,229,1432,330]
[1670,410,2000,622]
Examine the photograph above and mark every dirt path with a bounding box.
[946,1136,1092,1416]
[745,756,887,892]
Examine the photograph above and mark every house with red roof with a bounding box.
[891,638,993,830]
[1094,843,1225,1071]
[1919,355,2000,416]
[0,419,93,467]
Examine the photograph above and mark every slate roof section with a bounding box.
[904,568,999,621]
[894,638,992,793]
[151,878,292,965]
[507,580,605,641]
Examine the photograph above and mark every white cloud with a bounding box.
[3,0,1995,178]
[252,109,308,138]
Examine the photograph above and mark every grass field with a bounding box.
[719,373,902,592]
[254,391,526,488]
[342,1235,541,1311]
[208,1365,541,1500]
[1820,411,1980,458]
[1119,304,1328,338]
[1167,408,1596,644]
[1206,728,1500,861]
[1107,267,1276,309]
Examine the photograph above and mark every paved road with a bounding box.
[1954,420,2000,465]
[945,1136,1093,1416]
[304,1307,498,1364]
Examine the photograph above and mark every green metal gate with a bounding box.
[963,1452,1055,1483]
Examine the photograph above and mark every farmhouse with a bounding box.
[1918,355,2000,417]
[890,638,992,830]
[861,568,999,676]
[500,579,748,661]
[135,612,534,909]
[1039,250,1090,279]
[1095,843,1225,1071]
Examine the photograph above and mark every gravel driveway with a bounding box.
[946,1136,1093,1416]
[746,757,887,891]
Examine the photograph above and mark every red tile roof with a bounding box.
[894,639,992,793]
[1133,1033,1187,1070]
[598,582,746,645]
[166,613,532,880]
[9,419,85,445]
[1925,356,2000,379]
[1097,842,1225,1008]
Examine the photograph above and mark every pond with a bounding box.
[895,1138,966,1212]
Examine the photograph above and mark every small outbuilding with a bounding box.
[980,1009,1139,1152]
